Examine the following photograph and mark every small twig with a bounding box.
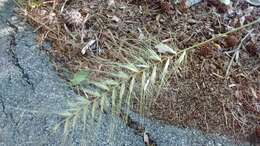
[248,65,260,75]
[225,30,252,77]
[60,0,69,13]
[81,14,90,43]
[25,12,59,35]
[204,105,209,132]
[181,18,260,53]
[225,52,236,77]
[222,102,228,126]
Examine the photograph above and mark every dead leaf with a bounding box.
[81,40,96,55]
[112,16,120,22]
[155,43,176,54]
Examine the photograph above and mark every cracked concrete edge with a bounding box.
[127,110,251,146]
[5,22,36,91]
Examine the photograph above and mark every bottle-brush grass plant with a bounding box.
[51,18,260,143]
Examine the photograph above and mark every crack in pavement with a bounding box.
[0,97,8,117]
[6,19,18,33]
[119,112,157,146]
[6,20,35,91]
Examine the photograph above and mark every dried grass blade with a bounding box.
[155,58,170,99]
[150,65,157,85]
[111,71,129,79]
[161,58,170,82]
[90,81,110,91]
[155,43,177,54]
[175,50,186,66]
[83,88,102,98]
[118,63,139,72]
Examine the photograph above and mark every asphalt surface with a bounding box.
[0,0,250,145]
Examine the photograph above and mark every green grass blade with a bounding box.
[110,71,129,79]
[140,71,146,115]
[91,100,98,122]
[89,81,110,91]
[103,79,119,86]
[83,88,102,98]
[111,88,117,115]
[100,94,108,112]
[124,76,136,121]
[62,118,70,144]
[58,111,73,117]
[128,76,136,103]
[118,82,126,112]
[141,71,146,97]
[72,112,79,131]
[118,63,139,73]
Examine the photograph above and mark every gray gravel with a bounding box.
[0,0,250,145]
